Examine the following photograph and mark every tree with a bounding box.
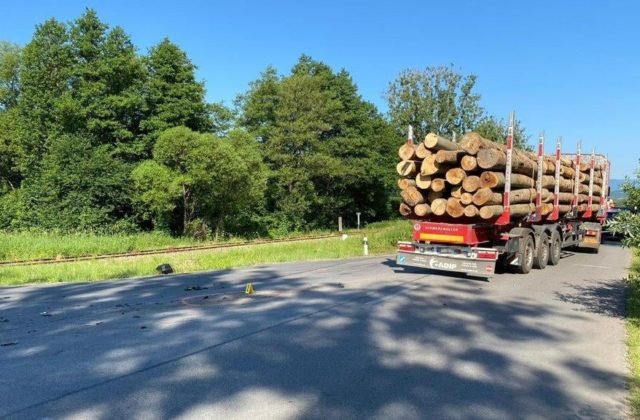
[386,66,484,141]
[142,39,211,139]
[238,55,399,231]
[473,115,531,150]
[18,18,74,175]
[133,126,266,237]
[0,41,21,110]
[17,134,133,231]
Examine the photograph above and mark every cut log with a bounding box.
[464,205,479,218]
[446,198,465,218]
[401,186,425,206]
[415,174,431,189]
[414,203,431,217]
[460,192,474,206]
[445,168,467,186]
[399,202,413,217]
[450,185,463,199]
[415,142,431,159]
[477,148,537,176]
[431,178,447,192]
[541,175,574,192]
[435,150,465,164]
[420,155,451,176]
[462,175,481,193]
[431,198,448,216]
[479,203,536,220]
[398,178,416,190]
[428,190,444,202]
[559,165,575,179]
[424,133,459,151]
[472,188,503,206]
[479,171,535,189]
[396,160,418,177]
[460,155,478,172]
[398,143,416,161]
[459,132,489,156]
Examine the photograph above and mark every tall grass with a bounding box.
[0,220,411,286]
[627,250,640,418]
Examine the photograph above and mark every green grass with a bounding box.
[0,220,411,286]
[628,250,640,418]
[0,228,341,262]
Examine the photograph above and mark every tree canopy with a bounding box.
[0,9,534,237]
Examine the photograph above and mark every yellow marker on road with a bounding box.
[245,283,254,295]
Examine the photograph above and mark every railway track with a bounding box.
[0,234,347,267]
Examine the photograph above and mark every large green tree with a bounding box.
[238,55,398,231]
[133,126,266,237]
[386,66,484,141]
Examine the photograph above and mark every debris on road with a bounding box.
[156,263,174,274]
[1,341,18,347]
[184,286,207,291]
[40,311,52,317]
[0,317,8,323]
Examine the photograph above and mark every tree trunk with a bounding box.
[450,185,463,199]
[414,203,431,217]
[415,174,431,189]
[400,186,425,206]
[420,155,451,176]
[415,142,431,159]
[460,192,474,206]
[430,178,447,192]
[479,203,536,220]
[479,171,535,189]
[445,168,467,186]
[472,188,503,206]
[477,148,537,176]
[446,198,465,218]
[398,178,417,190]
[460,155,478,172]
[424,133,459,151]
[431,198,448,216]
[397,160,418,177]
[435,150,465,164]
[462,175,481,193]
[399,202,413,217]
[464,205,479,218]
[398,143,416,160]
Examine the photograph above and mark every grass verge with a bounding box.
[0,229,335,262]
[0,220,410,286]
[628,249,640,418]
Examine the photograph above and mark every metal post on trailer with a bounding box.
[571,140,582,218]
[495,112,515,225]
[601,156,609,215]
[528,132,544,222]
[548,137,561,221]
[407,125,414,145]
[583,149,595,219]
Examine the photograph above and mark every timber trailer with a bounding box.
[396,113,610,279]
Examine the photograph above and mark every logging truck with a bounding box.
[395,114,610,278]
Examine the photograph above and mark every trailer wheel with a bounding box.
[516,235,535,274]
[548,230,562,266]
[533,232,549,270]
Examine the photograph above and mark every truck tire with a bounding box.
[516,235,535,274]
[548,230,562,266]
[533,232,549,270]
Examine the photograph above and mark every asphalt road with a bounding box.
[0,242,632,419]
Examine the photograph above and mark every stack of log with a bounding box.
[397,132,604,221]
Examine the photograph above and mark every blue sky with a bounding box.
[1,0,638,178]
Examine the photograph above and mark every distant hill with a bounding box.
[609,179,626,201]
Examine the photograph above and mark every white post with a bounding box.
[363,236,369,256]
[338,216,343,232]
[356,212,361,230]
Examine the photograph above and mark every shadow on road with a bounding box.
[0,256,628,418]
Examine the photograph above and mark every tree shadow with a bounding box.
[0,257,628,419]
